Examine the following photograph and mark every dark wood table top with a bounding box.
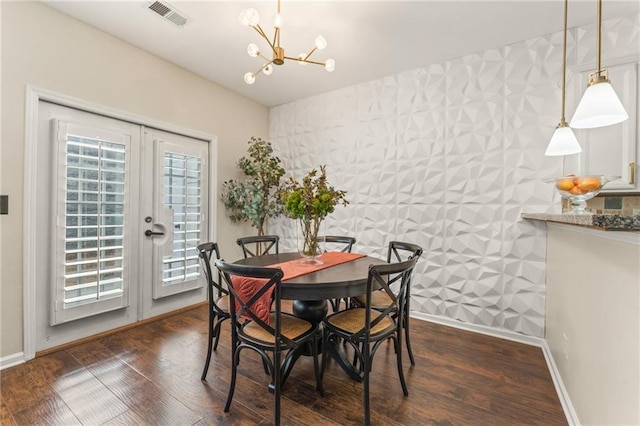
[234,252,387,301]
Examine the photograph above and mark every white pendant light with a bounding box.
[546,123,582,156]
[545,0,582,157]
[570,0,628,129]
[570,77,628,128]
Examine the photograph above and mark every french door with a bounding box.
[35,101,211,351]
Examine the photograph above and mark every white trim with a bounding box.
[0,352,25,370]
[548,222,640,246]
[410,312,580,425]
[539,339,581,426]
[23,85,217,361]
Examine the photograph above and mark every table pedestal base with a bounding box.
[292,300,328,324]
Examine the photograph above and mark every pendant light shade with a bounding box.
[545,123,582,156]
[570,78,629,128]
[569,0,628,129]
[545,0,582,157]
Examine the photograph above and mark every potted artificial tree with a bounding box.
[221,137,285,236]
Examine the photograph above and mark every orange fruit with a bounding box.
[556,178,575,191]
[569,185,587,195]
[576,176,602,192]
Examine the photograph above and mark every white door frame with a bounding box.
[23,86,217,361]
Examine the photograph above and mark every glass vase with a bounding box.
[297,218,325,265]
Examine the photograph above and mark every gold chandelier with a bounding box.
[238,0,335,84]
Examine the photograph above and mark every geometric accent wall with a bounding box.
[269,13,640,338]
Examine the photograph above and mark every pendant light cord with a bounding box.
[560,0,569,124]
[596,0,602,75]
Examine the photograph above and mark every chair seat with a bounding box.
[243,313,314,343]
[354,291,393,310]
[325,308,393,335]
[215,294,230,311]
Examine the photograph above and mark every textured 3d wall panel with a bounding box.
[269,14,640,338]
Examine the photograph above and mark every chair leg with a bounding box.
[363,342,371,426]
[201,312,217,380]
[311,330,324,396]
[404,312,416,366]
[273,345,282,426]
[224,347,240,413]
[213,316,226,351]
[395,335,409,396]
[320,329,330,382]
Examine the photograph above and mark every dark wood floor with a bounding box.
[1,304,567,425]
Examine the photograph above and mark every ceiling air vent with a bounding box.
[148,1,189,27]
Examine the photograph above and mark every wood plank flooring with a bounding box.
[0,305,567,425]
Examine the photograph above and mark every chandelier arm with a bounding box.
[251,60,275,80]
[284,56,325,66]
[303,47,318,61]
[257,52,272,62]
[252,25,277,54]
[272,27,281,50]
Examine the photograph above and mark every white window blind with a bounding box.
[162,153,202,287]
[52,121,131,324]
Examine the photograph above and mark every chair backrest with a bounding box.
[236,235,280,258]
[322,235,356,253]
[197,242,228,311]
[357,257,419,340]
[215,260,297,346]
[385,241,423,304]
[387,241,423,263]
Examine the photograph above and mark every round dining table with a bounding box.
[234,252,387,301]
[234,251,387,381]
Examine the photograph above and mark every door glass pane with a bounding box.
[62,135,126,308]
[162,152,202,286]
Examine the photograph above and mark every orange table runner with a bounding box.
[232,252,365,326]
[273,251,366,281]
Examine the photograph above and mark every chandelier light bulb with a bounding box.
[262,64,273,75]
[247,43,260,58]
[273,13,284,28]
[324,58,335,72]
[315,35,327,50]
[297,53,308,65]
[238,8,259,27]
[244,72,256,85]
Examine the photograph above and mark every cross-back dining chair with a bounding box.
[196,242,231,381]
[215,260,324,426]
[321,235,357,312]
[321,257,419,426]
[353,241,423,365]
[236,235,279,258]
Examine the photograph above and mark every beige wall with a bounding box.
[546,224,640,425]
[0,1,267,358]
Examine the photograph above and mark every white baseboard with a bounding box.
[0,352,25,370]
[410,312,580,426]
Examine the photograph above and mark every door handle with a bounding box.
[145,230,165,237]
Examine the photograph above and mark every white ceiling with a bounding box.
[43,0,640,107]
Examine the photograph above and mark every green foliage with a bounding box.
[279,165,348,221]
[221,137,285,235]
